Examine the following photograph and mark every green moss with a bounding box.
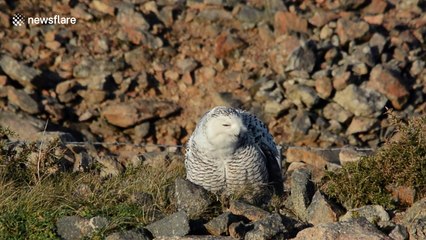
[321,114,426,210]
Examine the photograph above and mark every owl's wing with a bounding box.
[239,110,284,195]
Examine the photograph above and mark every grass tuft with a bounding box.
[321,113,426,210]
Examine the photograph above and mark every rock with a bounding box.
[369,33,387,54]
[145,211,190,237]
[339,146,373,165]
[405,218,426,240]
[274,11,308,35]
[244,213,287,240]
[332,71,352,91]
[287,169,315,221]
[228,221,247,239]
[402,198,426,224]
[336,18,370,45]
[340,205,390,224]
[125,47,151,72]
[322,102,353,123]
[307,190,342,225]
[235,4,264,24]
[175,178,213,219]
[294,218,391,240]
[117,5,149,31]
[0,111,45,141]
[0,55,41,88]
[333,84,387,117]
[56,216,108,240]
[204,212,241,236]
[73,58,120,79]
[286,147,340,169]
[228,200,270,222]
[101,100,180,128]
[286,85,319,109]
[176,58,198,74]
[102,103,139,128]
[363,0,388,15]
[291,110,312,135]
[309,10,339,27]
[346,117,378,135]
[285,42,316,73]
[214,31,245,59]
[315,77,333,99]
[7,88,40,114]
[388,224,409,240]
[368,65,410,110]
[106,229,151,240]
[351,45,377,67]
[155,236,234,240]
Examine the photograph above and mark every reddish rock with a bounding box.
[214,31,244,59]
[336,18,370,45]
[315,77,333,99]
[362,0,388,15]
[7,88,40,114]
[274,11,308,35]
[286,147,340,169]
[368,65,409,109]
[309,10,339,27]
[333,71,351,91]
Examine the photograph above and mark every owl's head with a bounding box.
[202,106,247,151]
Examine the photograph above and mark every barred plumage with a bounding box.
[185,106,283,195]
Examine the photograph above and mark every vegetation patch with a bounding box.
[0,127,185,239]
[321,114,426,210]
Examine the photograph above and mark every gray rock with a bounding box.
[116,4,149,31]
[369,33,387,54]
[286,42,316,73]
[0,55,41,88]
[307,190,342,225]
[287,169,315,221]
[291,110,312,134]
[235,5,264,24]
[286,85,319,109]
[402,198,426,239]
[73,58,120,79]
[175,178,213,219]
[334,84,387,117]
[56,216,108,240]
[389,225,409,240]
[340,205,390,224]
[294,218,391,240]
[106,229,151,240]
[145,211,190,237]
[350,45,377,67]
[7,88,40,114]
[245,213,287,240]
[204,212,241,236]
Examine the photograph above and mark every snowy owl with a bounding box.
[185,106,283,196]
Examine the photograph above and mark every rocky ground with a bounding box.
[0,0,425,239]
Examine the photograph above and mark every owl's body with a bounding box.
[185,106,283,195]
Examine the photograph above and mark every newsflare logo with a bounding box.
[11,13,25,26]
[11,13,77,27]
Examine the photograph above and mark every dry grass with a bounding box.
[321,113,426,210]
[0,126,185,239]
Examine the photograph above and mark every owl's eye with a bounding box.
[222,123,231,127]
